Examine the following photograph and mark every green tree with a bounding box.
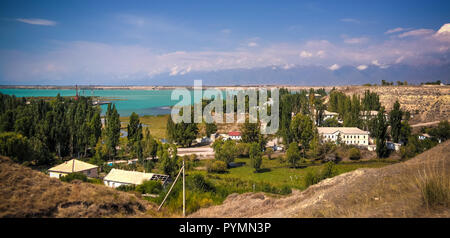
[375,108,389,158]
[160,150,176,177]
[249,142,263,172]
[241,121,260,143]
[290,113,314,150]
[265,147,274,160]
[389,101,403,143]
[322,117,340,127]
[0,132,32,164]
[127,112,143,145]
[105,104,121,158]
[428,120,450,142]
[286,142,301,168]
[127,112,143,161]
[89,111,102,149]
[89,140,108,167]
[399,121,412,144]
[205,122,217,137]
[143,128,158,159]
[214,139,237,166]
[166,107,199,147]
[307,131,321,159]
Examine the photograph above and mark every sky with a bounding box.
[0,0,449,85]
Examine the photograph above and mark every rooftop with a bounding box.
[103,169,154,185]
[228,131,241,136]
[323,110,339,115]
[360,110,379,116]
[318,127,370,135]
[48,159,98,173]
[313,109,338,116]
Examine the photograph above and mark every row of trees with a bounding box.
[0,93,103,165]
[328,90,381,129]
[166,107,199,147]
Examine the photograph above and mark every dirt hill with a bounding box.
[0,156,160,218]
[191,140,450,218]
[339,85,450,124]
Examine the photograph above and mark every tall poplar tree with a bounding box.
[389,101,403,143]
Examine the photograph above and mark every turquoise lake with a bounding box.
[0,88,189,117]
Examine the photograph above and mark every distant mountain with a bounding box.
[137,64,450,86]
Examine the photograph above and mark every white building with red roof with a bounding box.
[228,131,242,141]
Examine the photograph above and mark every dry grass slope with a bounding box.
[0,156,161,218]
[191,140,450,218]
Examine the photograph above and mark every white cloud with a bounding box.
[221,29,231,34]
[371,60,389,69]
[436,23,450,35]
[340,18,360,24]
[344,37,368,44]
[357,65,368,70]
[248,42,258,47]
[179,66,192,75]
[300,50,313,58]
[169,66,179,76]
[16,18,57,26]
[395,56,405,64]
[2,24,450,83]
[398,29,434,38]
[385,27,407,34]
[282,64,295,70]
[433,23,450,42]
[328,64,340,71]
[316,50,325,57]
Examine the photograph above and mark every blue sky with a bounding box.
[0,0,449,85]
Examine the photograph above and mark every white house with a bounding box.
[322,110,339,121]
[228,131,242,140]
[418,133,431,140]
[360,110,379,120]
[318,127,370,146]
[48,159,98,179]
[103,168,169,188]
[387,142,402,151]
[312,109,339,125]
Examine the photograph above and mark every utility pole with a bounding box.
[183,159,186,217]
[158,163,185,211]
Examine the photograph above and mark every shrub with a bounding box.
[88,178,103,184]
[0,132,32,164]
[136,180,163,194]
[320,161,338,179]
[348,148,361,160]
[286,142,300,167]
[305,162,338,188]
[279,185,292,195]
[59,172,88,183]
[206,160,227,173]
[190,174,215,192]
[236,143,250,157]
[116,184,136,192]
[265,147,274,160]
[305,170,321,187]
[416,167,450,209]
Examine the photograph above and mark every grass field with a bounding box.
[193,157,394,190]
[120,114,169,139]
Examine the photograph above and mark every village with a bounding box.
[38,85,447,208]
